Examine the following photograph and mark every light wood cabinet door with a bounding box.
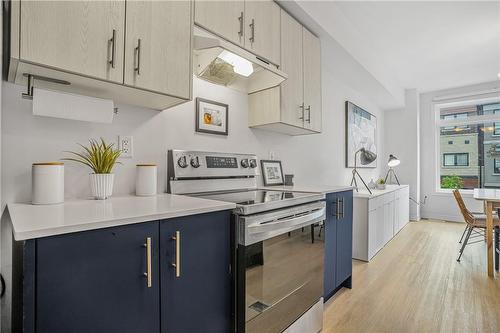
[125,1,192,99]
[244,0,280,65]
[20,1,125,83]
[279,10,304,128]
[303,28,322,132]
[194,0,245,46]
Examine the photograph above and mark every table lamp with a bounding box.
[350,147,377,194]
[385,154,400,185]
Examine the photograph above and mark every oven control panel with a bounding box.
[168,150,259,179]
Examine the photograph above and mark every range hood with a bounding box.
[193,26,287,94]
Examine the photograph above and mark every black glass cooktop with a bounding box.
[195,190,314,206]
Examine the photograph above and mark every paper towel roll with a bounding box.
[32,88,115,123]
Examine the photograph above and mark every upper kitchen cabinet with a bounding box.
[244,0,281,66]
[124,1,192,99]
[7,0,192,110]
[279,10,304,128]
[194,0,280,66]
[194,0,245,47]
[248,9,322,135]
[303,28,322,132]
[19,1,125,83]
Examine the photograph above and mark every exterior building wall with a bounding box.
[439,133,479,188]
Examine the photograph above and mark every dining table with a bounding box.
[473,188,499,277]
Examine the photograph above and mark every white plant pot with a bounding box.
[90,173,114,200]
[376,183,386,190]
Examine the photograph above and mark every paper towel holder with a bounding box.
[22,73,71,100]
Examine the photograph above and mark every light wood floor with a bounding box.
[323,220,500,333]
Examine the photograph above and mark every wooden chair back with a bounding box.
[453,190,475,226]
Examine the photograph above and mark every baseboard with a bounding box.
[420,212,464,222]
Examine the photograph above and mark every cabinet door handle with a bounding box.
[108,29,116,69]
[336,198,341,220]
[171,231,181,278]
[238,12,244,37]
[134,38,142,75]
[339,198,344,219]
[249,19,255,43]
[299,103,305,120]
[305,105,311,123]
[143,237,152,288]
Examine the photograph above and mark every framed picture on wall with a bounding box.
[195,97,228,136]
[345,101,377,168]
[260,160,285,186]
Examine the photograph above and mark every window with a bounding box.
[494,123,500,135]
[437,100,500,190]
[441,112,470,132]
[495,160,500,174]
[443,153,469,166]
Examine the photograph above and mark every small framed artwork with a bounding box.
[260,160,284,186]
[196,97,228,136]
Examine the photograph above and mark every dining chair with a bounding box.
[453,190,500,262]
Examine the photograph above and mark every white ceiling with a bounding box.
[297,1,500,100]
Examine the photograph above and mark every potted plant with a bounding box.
[64,138,121,200]
[376,178,386,190]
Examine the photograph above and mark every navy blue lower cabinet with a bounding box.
[323,193,338,300]
[34,222,160,333]
[335,190,353,288]
[324,190,353,301]
[160,210,232,333]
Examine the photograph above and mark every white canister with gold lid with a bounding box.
[32,162,64,205]
[136,164,157,196]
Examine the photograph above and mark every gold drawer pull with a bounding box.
[143,237,152,288]
[171,231,181,278]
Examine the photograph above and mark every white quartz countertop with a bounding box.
[8,194,236,241]
[260,184,353,194]
[353,184,409,198]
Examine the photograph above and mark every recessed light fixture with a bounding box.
[498,72,500,78]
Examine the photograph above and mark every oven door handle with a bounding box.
[247,207,326,233]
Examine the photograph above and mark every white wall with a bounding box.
[1,76,385,203]
[1,43,386,205]
[420,81,500,222]
[384,89,420,220]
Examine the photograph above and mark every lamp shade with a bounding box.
[359,148,377,165]
[387,154,400,167]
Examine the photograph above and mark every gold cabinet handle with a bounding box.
[171,231,181,278]
[143,237,152,288]
[336,198,341,220]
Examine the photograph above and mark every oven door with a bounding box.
[236,201,325,333]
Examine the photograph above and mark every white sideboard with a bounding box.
[353,185,410,261]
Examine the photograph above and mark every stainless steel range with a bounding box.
[167,150,325,333]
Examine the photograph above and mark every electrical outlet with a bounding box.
[118,135,133,158]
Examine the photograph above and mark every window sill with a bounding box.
[434,189,474,197]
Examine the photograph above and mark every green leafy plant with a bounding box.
[63,138,121,174]
[441,175,464,189]
[376,178,385,185]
